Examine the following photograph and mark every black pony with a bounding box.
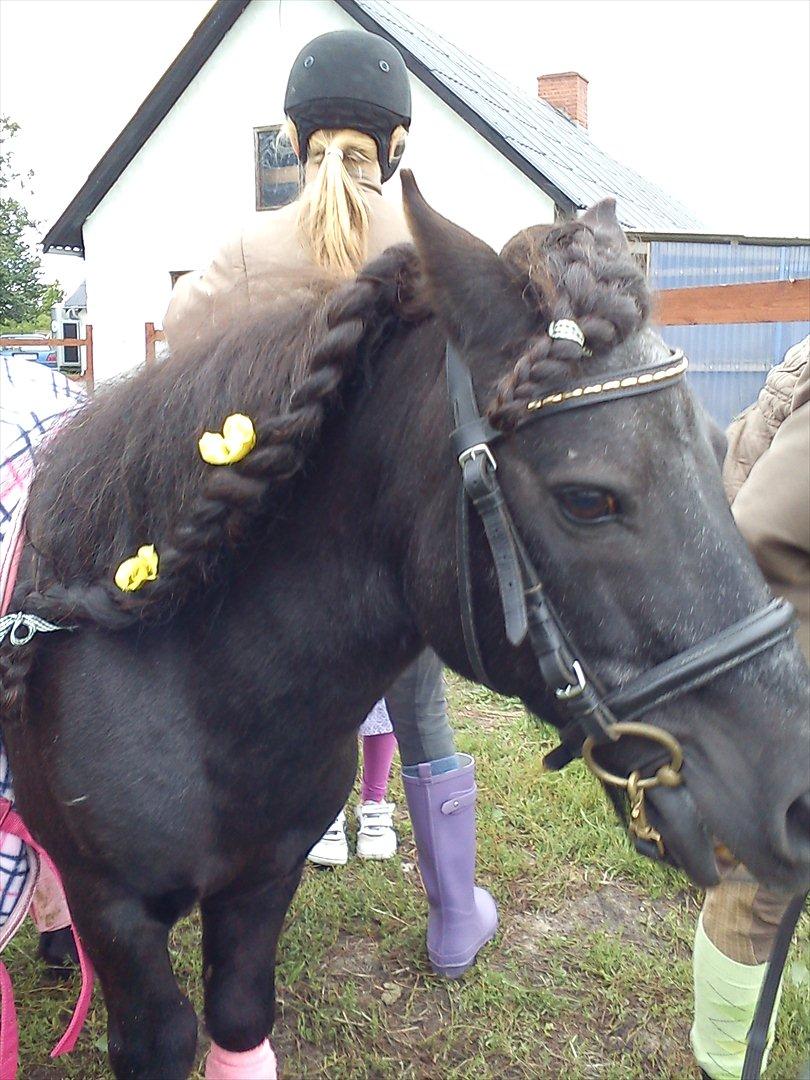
[1,175,807,1079]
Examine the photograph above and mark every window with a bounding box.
[628,239,650,278]
[254,125,301,211]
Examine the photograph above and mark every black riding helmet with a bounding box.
[284,30,411,183]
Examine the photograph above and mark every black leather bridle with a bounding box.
[446,341,796,855]
[446,339,805,1078]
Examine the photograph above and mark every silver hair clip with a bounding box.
[0,612,76,647]
[548,319,586,348]
[325,146,344,160]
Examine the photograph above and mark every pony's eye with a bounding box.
[555,487,621,524]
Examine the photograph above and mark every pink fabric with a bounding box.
[0,501,26,618]
[0,356,90,1078]
[0,840,37,955]
[361,732,398,803]
[205,1039,277,1080]
[0,800,94,1074]
[0,962,18,1080]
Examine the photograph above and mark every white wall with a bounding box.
[82,0,554,380]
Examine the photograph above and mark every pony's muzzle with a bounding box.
[644,784,720,887]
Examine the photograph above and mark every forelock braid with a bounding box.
[489,219,650,431]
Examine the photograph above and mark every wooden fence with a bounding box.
[656,279,810,326]
[1,326,95,391]
[145,322,166,366]
[142,279,809,367]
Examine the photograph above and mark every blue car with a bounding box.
[0,334,58,368]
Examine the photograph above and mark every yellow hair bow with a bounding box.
[114,545,159,592]
[198,414,256,465]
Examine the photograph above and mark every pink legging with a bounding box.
[361,732,398,803]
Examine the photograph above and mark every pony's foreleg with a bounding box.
[200,869,302,1077]
[63,870,198,1080]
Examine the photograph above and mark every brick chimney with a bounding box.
[537,72,588,128]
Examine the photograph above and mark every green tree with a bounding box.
[0,116,49,327]
[1,283,64,334]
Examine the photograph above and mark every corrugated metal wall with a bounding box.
[649,241,810,427]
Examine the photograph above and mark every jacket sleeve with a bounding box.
[163,235,248,352]
[722,403,771,504]
[731,402,810,660]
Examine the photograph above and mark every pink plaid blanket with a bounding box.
[0,356,91,1078]
[0,355,84,550]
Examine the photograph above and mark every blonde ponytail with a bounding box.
[290,125,408,277]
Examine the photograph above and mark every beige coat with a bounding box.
[163,176,410,351]
[704,345,809,960]
[723,336,809,502]
[723,338,810,660]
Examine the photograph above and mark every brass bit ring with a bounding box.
[582,721,684,791]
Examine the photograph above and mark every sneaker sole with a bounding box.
[357,849,397,861]
[307,852,349,867]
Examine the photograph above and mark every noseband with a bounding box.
[446,341,795,861]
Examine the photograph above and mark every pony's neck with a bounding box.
[213,318,455,721]
[318,319,468,667]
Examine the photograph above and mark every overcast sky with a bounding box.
[1,0,808,293]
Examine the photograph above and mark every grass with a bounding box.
[7,675,809,1078]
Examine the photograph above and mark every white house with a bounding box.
[43,0,701,382]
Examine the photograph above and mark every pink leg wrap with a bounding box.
[361,732,397,803]
[205,1039,277,1080]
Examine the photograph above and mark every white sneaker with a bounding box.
[356,801,397,860]
[307,810,349,866]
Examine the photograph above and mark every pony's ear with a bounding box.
[400,170,535,351]
[578,198,629,252]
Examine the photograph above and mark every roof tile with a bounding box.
[354,0,704,232]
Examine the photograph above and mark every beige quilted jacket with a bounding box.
[723,336,810,659]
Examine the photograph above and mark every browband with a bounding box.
[521,351,688,422]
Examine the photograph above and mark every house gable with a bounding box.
[43,1,250,253]
[43,0,701,256]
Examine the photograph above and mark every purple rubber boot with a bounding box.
[402,753,498,978]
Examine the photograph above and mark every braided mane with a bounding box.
[18,245,421,634]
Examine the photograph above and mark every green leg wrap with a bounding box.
[691,912,783,1079]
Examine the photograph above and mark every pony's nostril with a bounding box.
[785,791,810,862]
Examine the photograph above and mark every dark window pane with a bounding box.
[255,127,301,210]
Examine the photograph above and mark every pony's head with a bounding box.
[400,171,810,892]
